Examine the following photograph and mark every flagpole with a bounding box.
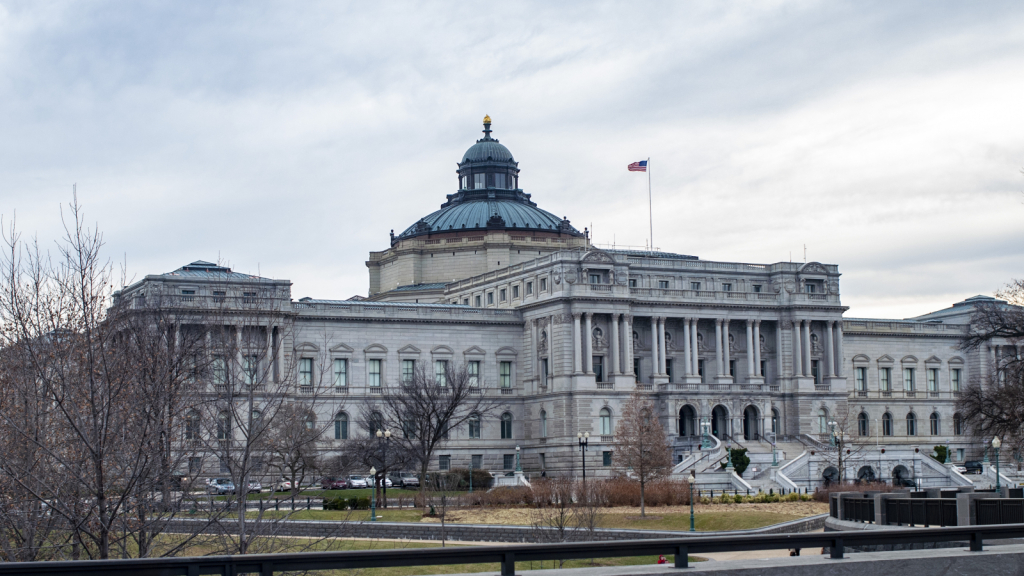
[647,157,653,252]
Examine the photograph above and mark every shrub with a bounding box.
[603,477,693,507]
[323,498,346,510]
[719,448,751,476]
[451,467,494,490]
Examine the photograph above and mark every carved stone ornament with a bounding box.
[759,334,769,353]
[784,280,796,294]
[553,269,562,285]
[592,327,606,350]
[537,331,547,353]
[565,268,578,284]
[697,332,705,351]
[582,250,615,264]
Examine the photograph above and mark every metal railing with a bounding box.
[6,524,1024,575]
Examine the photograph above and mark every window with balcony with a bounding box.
[952,368,962,392]
[722,283,732,291]
[402,359,415,384]
[658,280,669,289]
[928,368,938,392]
[499,361,512,388]
[880,367,891,392]
[753,285,762,293]
[590,274,602,284]
[468,360,480,387]
[629,279,637,288]
[811,360,820,384]
[855,367,867,392]
[435,360,448,386]
[332,358,347,387]
[903,367,915,391]
[805,284,817,294]
[600,407,612,435]
[368,359,382,387]
[212,290,226,303]
[299,358,313,388]
[691,282,701,290]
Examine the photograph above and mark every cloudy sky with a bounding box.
[1,1,1022,319]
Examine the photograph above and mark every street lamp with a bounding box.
[993,436,1002,491]
[369,466,377,521]
[687,473,696,532]
[376,429,391,508]
[578,432,590,486]
[515,445,522,473]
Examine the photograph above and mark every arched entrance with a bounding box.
[678,405,696,437]
[822,466,840,486]
[743,405,760,441]
[892,465,914,488]
[711,405,729,439]
[857,466,876,483]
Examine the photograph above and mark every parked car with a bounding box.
[244,480,263,493]
[321,477,348,490]
[396,472,420,488]
[347,475,368,489]
[207,478,235,495]
[954,465,967,474]
[273,478,294,492]
[964,461,984,474]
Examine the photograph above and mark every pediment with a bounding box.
[431,345,454,355]
[463,345,486,357]
[852,354,870,363]
[901,355,919,364]
[924,355,942,364]
[948,356,965,365]
[799,261,828,275]
[397,344,422,355]
[364,344,388,354]
[495,346,518,357]
[581,250,615,265]
[877,354,894,364]
[295,342,319,352]
[330,343,354,354]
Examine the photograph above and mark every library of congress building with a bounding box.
[119,117,1012,483]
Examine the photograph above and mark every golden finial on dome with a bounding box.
[483,114,491,124]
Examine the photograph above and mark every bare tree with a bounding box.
[375,363,499,498]
[427,472,461,547]
[615,391,671,517]
[957,280,1024,454]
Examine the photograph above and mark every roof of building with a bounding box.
[296,297,468,309]
[908,295,1009,322]
[398,199,575,238]
[160,260,268,281]
[462,139,514,163]
[390,283,449,292]
[605,248,698,261]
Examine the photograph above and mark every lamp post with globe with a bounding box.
[993,436,1002,491]
[369,466,377,521]
[687,472,696,532]
[376,429,391,507]
[578,432,590,486]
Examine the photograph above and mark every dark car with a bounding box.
[321,477,347,490]
[964,461,984,474]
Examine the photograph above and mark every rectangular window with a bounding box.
[930,416,939,435]
[882,417,893,436]
[461,175,468,189]
[634,358,641,382]
[402,359,415,383]
[602,451,612,466]
[500,361,512,388]
[904,367,915,391]
[594,356,604,382]
[541,359,549,383]
[811,360,820,384]
[691,282,701,290]
[629,279,637,288]
[753,285,762,293]
[666,359,673,382]
[806,284,817,293]
[855,367,867,391]
[487,292,494,305]
[500,288,507,301]
[475,295,482,307]
[698,359,705,382]
[472,454,483,469]
[212,290,226,302]
[439,455,451,470]
[503,454,515,470]
[590,274,601,284]
[729,359,736,377]
[760,360,767,378]
[468,360,480,387]
[952,368,962,392]
[368,359,382,387]
[189,457,203,474]
[242,291,257,304]
[928,368,939,392]
[957,448,965,462]
[334,359,348,387]
[658,280,670,289]
[495,173,506,188]
[468,417,481,438]
[526,281,533,295]
[473,174,485,189]
[244,355,258,386]
[512,285,519,298]
[722,283,732,291]
[299,358,313,387]
[335,416,348,439]
[880,367,891,392]
[540,278,547,291]
[538,453,546,469]
[435,360,448,386]
[463,298,469,305]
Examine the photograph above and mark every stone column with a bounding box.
[573,313,583,374]
[682,317,691,376]
[825,320,836,377]
[548,314,555,378]
[792,320,803,377]
[754,320,762,377]
[746,320,755,377]
[715,319,724,377]
[775,321,783,378]
[835,322,845,377]
[610,313,620,375]
[584,312,594,374]
[723,319,732,377]
[531,319,539,381]
[624,315,635,376]
[650,318,659,379]
[802,320,812,378]
[691,319,699,376]
[658,317,667,376]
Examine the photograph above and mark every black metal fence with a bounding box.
[977,499,1024,525]
[841,497,875,523]
[3,524,1024,576]
[884,498,958,527]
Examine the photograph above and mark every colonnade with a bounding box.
[791,319,843,378]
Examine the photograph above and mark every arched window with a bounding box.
[304,414,316,430]
[818,408,829,434]
[369,411,384,437]
[185,410,200,440]
[882,412,893,436]
[906,412,917,436]
[953,413,964,435]
[334,412,348,440]
[217,411,231,440]
[540,410,547,438]
[600,407,612,435]
[468,414,481,439]
[858,412,868,436]
[929,412,940,436]
[500,412,513,439]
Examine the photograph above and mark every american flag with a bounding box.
[627,160,647,172]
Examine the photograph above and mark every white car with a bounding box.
[347,475,369,488]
